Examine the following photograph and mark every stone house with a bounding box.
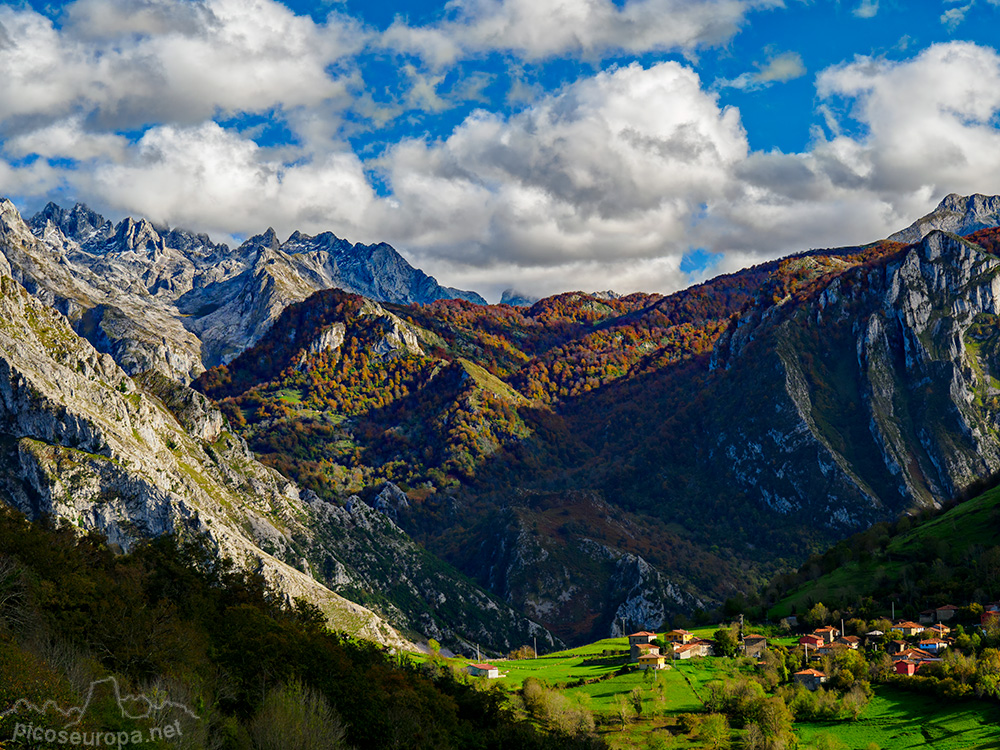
[793,669,828,691]
[743,635,767,659]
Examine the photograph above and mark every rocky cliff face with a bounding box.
[0,199,483,382]
[305,486,557,654]
[0,228,409,646]
[697,230,1000,527]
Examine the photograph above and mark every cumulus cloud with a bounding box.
[386,41,1000,298]
[72,123,377,241]
[382,0,780,65]
[700,41,1000,261]
[0,0,363,134]
[365,62,749,294]
[3,0,1000,302]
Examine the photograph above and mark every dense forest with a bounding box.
[0,508,604,749]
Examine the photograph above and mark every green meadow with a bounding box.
[795,687,1000,750]
[415,634,1000,749]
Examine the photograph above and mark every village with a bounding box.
[463,600,1000,687]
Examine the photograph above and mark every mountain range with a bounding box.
[3,192,1000,651]
[18,201,483,382]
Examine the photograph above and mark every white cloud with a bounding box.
[852,0,878,19]
[382,0,780,65]
[716,50,806,90]
[3,0,1000,303]
[941,2,973,30]
[0,0,364,134]
[6,119,129,162]
[366,62,749,293]
[815,41,1000,195]
[700,41,1000,258]
[74,123,377,240]
[409,41,1000,296]
[757,51,806,83]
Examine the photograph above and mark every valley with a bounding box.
[3,193,1000,748]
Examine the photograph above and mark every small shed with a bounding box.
[467,663,500,679]
[894,659,920,676]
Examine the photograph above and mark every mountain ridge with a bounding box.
[0,199,486,382]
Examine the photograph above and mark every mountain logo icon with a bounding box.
[1,676,199,729]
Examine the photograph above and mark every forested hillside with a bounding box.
[193,229,965,643]
[0,509,601,750]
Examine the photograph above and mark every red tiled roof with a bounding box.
[795,669,826,677]
[629,631,657,637]
[470,663,496,670]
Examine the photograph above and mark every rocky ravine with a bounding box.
[0,199,483,383]
[0,223,410,647]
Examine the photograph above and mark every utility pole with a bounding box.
[534,636,537,659]
[476,643,481,662]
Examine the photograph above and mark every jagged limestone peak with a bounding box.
[889,192,1000,244]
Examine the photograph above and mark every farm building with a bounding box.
[467,663,500,678]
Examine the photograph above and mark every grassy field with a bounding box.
[796,686,1000,750]
[414,634,1000,749]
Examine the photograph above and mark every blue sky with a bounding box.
[2,0,1000,300]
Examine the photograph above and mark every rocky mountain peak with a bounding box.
[30,201,112,244]
[889,192,1000,244]
[500,288,539,307]
[112,216,164,254]
[240,227,282,255]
